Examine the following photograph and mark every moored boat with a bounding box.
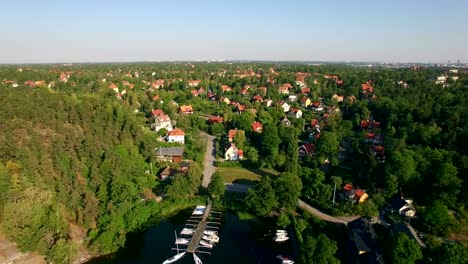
[180,228,194,235]
[175,238,190,245]
[193,253,203,264]
[277,255,294,264]
[203,230,218,236]
[199,240,214,248]
[274,233,289,242]
[202,234,219,243]
[162,252,186,264]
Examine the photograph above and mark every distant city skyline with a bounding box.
[1,0,467,64]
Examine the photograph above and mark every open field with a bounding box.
[216,167,263,184]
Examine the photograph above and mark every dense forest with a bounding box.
[1,63,467,263]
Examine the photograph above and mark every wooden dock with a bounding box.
[186,200,213,253]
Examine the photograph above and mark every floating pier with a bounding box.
[186,200,213,253]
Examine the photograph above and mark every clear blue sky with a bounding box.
[1,0,467,63]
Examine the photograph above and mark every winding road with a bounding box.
[201,132,216,188]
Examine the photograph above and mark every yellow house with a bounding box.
[301,98,311,107]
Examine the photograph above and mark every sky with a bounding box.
[0,0,467,63]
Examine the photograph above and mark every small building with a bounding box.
[278,101,291,112]
[167,128,185,144]
[288,108,302,119]
[387,194,416,218]
[208,116,224,123]
[347,218,382,264]
[159,167,176,180]
[361,120,381,130]
[311,101,324,112]
[362,83,374,94]
[155,147,184,163]
[228,129,243,142]
[281,116,291,126]
[288,95,298,102]
[342,183,369,204]
[301,97,311,107]
[224,144,243,161]
[331,94,344,103]
[264,99,273,107]
[179,105,194,114]
[188,80,201,87]
[301,87,311,94]
[191,89,199,97]
[152,114,173,132]
[252,122,263,133]
[299,143,316,157]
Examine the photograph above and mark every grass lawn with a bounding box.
[216,167,262,184]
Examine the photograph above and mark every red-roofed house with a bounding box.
[296,76,306,87]
[228,129,243,142]
[108,83,119,92]
[361,120,381,130]
[152,114,173,132]
[252,95,263,102]
[311,118,319,127]
[167,128,185,144]
[152,79,165,89]
[191,89,199,97]
[152,109,165,117]
[342,183,369,204]
[179,105,194,114]
[299,143,316,157]
[237,104,246,114]
[301,87,311,94]
[208,116,224,123]
[252,122,263,133]
[278,83,292,94]
[311,101,324,112]
[331,94,344,103]
[240,88,249,95]
[372,145,385,161]
[362,83,374,94]
[221,85,232,92]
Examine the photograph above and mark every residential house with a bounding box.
[108,83,119,92]
[228,129,243,142]
[348,95,357,104]
[296,75,306,87]
[208,116,224,123]
[362,83,374,95]
[155,147,184,163]
[278,83,292,94]
[236,104,246,114]
[152,114,173,132]
[179,105,194,114]
[252,95,263,103]
[364,133,383,145]
[331,94,344,103]
[347,218,382,264]
[224,144,243,161]
[301,87,311,94]
[258,86,267,95]
[301,97,311,107]
[221,85,232,92]
[342,184,369,204]
[191,89,199,97]
[264,99,273,107]
[152,109,165,117]
[311,101,324,112]
[371,145,385,162]
[188,80,201,87]
[197,87,206,95]
[361,120,381,130]
[167,128,185,144]
[310,118,320,128]
[151,79,164,89]
[278,101,291,112]
[222,97,231,105]
[280,116,291,126]
[159,167,176,180]
[387,194,416,217]
[240,88,249,95]
[288,95,298,102]
[252,122,263,133]
[435,76,447,84]
[288,108,302,119]
[298,143,316,157]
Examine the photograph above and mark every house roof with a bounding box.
[179,105,193,112]
[311,118,319,126]
[238,150,244,156]
[301,97,309,103]
[388,194,408,210]
[168,128,185,136]
[228,129,240,139]
[160,167,175,176]
[155,147,185,156]
[343,183,354,191]
[300,143,316,154]
[191,89,199,96]
[208,116,224,123]
[362,83,374,93]
[156,114,171,123]
[301,87,311,94]
[152,109,165,116]
[252,122,263,131]
[355,189,366,198]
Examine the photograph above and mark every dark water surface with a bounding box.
[89,210,295,264]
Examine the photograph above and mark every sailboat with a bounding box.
[162,230,186,264]
[193,253,203,264]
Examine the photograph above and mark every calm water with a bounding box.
[89,209,295,264]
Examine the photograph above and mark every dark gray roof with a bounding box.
[388,194,408,210]
[155,147,184,156]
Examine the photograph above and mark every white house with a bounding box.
[224,144,243,161]
[280,102,291,112]
[288,108,302,119]
[167,128,185,144]
[152,115,173,132]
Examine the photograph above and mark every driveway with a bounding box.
[201,132,216,188]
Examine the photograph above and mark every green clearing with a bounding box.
[216,167,262,184]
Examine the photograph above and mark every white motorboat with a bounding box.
[180,228,194,235]
[162,230,186,264]
[274,233,289,242]
[193,253,203,264]
[196,205,206,210]
[277,255,294,264]
[192,210,204,215]
[175,238,190,245]
[199,240,214,248]
[203,230,218,236]
[276,230,287,233]
[162,252,186,264]
[202,234,219,243]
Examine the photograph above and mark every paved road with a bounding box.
[298,199,360,226]
[201,132,216,188]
